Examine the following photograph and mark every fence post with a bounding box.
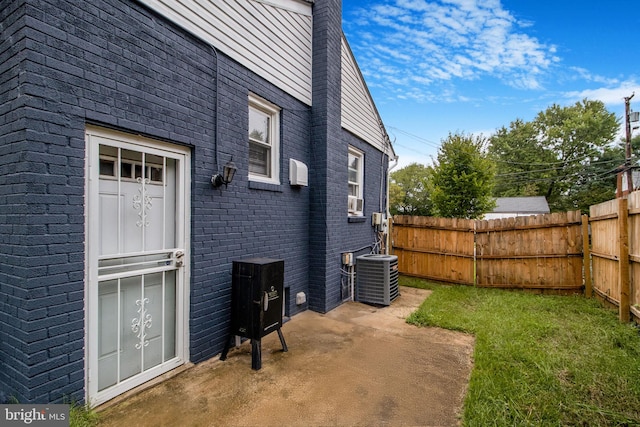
[473,220,477,286]
[582,214,592,298]
[618,198,630,322]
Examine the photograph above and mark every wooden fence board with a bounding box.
[590,198,619,219]
[391,215,474,285]
[628,192,640,315]
[582,215,592,297]
[590,198,619,308]
[592,257,620,304]
[474,211,582,290]
[392,211,583,291]
[392,195,640,322]
[618,198,630,322]
[589,198,627,318]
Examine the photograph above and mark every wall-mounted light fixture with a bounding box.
[211,158,237,188]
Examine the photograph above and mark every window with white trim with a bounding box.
[348,147,364,215]
[248,94,280,184]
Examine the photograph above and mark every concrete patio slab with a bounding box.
[97,287,475,426]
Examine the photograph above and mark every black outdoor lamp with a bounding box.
[211,158,237,188]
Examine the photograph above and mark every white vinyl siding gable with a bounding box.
[341,36,390,155]
[137,0,313,105]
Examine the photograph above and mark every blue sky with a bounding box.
[342,0,640,168]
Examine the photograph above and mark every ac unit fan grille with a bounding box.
[355,254,399,306]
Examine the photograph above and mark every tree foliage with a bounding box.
[489,99,620,212]
[391,99,625,218]
[389,163,433,216]
[431,133,496,219]
[489,119,556,197]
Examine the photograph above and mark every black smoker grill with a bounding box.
[220,258,287,369]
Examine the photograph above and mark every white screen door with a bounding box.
[85,127,190,406]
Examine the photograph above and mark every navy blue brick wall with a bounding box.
[0,0,312,403]
[309,0,345,313]
[307,0,390,313]
[0,0,26,404]
[189,56,312,363]
[1,0,387,404]
[342,131,389,256]
[1,0,87,404]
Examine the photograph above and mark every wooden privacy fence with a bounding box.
[393,201,640,323]
[392,216,476,285]
[475,211,584,291]
[392,211,585,292]
[589,193,640,322]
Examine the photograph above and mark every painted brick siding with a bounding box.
[0,0,25,404]
[309,0,345,313]
[343,130,390,256]
[1,0,87,404]
[0,0,389,404]
[0,0,312,403]
[189,54,312,363]
[306,0,390,314]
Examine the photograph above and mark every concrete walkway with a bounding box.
[98,287,474,426]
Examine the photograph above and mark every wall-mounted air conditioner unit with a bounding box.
[348,196,363,213]
[355,254,399,306]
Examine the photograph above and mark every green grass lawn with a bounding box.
[401,276,640,427]
[70,402,99,427]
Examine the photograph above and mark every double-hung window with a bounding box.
[348,147,364,216]
[248,94,280,184]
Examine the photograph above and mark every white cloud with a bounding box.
[507,74,544,90]
[562,81,640,106]
[568,67,620,86]
[347,0,558,101]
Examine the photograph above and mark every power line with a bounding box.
[495,159,622,178]
[387,125,627,180]
[392,141,433,157]
[492,150,624,167]
[387,126,441,149]
[494,166,619,187]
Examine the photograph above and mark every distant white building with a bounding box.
[484,197,550,220]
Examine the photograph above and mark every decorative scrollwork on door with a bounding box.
[133,177,152,227]
[131,298,152,350]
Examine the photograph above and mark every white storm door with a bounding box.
[86,127,190,406]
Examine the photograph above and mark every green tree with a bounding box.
[569,144,621,212]
[536,99,619,210]
[389,163,433,216]
[490,99,620,212]
[431,133,496,219]
[489,119,556,197]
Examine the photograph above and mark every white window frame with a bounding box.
[348,146,364,216]
[248,94,281,184]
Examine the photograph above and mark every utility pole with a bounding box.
[624,93,635,194]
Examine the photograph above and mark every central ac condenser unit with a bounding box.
[355,254,399,306]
